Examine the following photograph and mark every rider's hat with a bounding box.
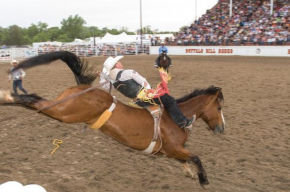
[103,56,124,72]
[10,60,19,65]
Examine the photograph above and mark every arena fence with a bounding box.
[0,44,150,62]
[0,48,38,61]
[2,45,289,63]
[150,46,290,57]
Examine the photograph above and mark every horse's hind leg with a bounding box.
[0,91,60,116]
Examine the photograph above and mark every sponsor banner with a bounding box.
[0,49,11,61]
[150,46,290,57]
[25,49,38,57]
[0,57,11,61]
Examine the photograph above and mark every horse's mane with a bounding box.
[176,86,223,103]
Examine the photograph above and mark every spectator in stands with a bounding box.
[151,37,155,46]
[8,60,28,95]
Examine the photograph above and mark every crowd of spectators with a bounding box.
[150,36,175,46]
[37,43,149,57]
[175,0,290,46]
[38,44,96,56]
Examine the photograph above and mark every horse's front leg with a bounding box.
[170,147,209,186]
[191,155,209,185]
[177,159,197,178]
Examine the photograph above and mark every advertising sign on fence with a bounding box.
[0,49,11,61]
[150,46,290,57]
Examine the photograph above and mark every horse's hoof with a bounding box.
[198,173,209,185]
[0,90,14,102]
[200,179,209,185]
[201,183,210,190]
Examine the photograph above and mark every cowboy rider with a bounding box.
[99,56,194,130]
[154,41,172,68]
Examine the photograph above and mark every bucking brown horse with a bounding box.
[1,51,225,186]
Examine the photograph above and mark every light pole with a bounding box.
[140,0,143,51]
[230,0,232,17]
[195,0,197,21]
[270,0,273,15]
[93,27,96,46]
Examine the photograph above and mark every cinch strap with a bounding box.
[142,105,163,155]
[90,96,117,129]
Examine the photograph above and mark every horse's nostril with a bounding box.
[214,126,224,134]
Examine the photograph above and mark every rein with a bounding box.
[36,82,107,113]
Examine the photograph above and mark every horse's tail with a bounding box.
[10,51,98,85]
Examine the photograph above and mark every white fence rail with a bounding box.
[0,44,150,62]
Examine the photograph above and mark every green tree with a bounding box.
[126,31,135,35]
[61,15,86,41]
[143,25,154,34]
[27,24,39,39]
[108,28,119,35]
[32,32,49,42]
[47,27,61,41]
[22,35,30,45]
[56,34,70,42]
[0,27,8,45]
[37,22,48,32]
[4,25,26,45]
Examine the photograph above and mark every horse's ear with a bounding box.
[208,89,221,104]
[215,89,224,106]
[214,89,221,99]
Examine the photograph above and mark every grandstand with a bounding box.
[1,0,289,59]
[174,0,290,46]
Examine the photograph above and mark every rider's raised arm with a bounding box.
[129,70,151,89]
[99,77,111,91]
[99,67,113,91]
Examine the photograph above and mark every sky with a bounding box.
[0,0,218,32]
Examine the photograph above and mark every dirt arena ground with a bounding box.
[0,55,289,192]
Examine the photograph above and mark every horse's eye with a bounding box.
[218,107,222,111]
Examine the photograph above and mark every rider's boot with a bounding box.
[183,115,196,131]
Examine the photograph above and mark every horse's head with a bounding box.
[158,52,170,71]
[199,88,225,134]
[176,86,225,134]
